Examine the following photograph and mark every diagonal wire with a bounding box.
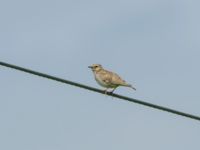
[0,61,200,121]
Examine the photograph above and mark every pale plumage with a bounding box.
[88,64,136,93]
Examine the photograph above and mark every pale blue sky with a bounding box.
[0,0,200,150]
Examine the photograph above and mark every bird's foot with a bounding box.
[103,89,108,95]
[103,89,113,95]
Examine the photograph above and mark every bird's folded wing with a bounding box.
[111,72,127,85]
[101,70,127,86]
[98,70,112,83]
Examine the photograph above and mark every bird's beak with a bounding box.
[88,66,92,69]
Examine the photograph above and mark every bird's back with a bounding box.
[98,69,128,86]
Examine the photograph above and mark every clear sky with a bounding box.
[0,0,200,149]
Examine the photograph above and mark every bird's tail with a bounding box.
[126,84,136,91]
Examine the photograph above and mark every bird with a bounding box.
[88,64,136,94]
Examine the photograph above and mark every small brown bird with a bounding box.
[88,64,136,93]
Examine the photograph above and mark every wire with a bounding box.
[0,61,200,121]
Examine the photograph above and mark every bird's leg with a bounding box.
[110,87,117,94]
[104,88,109,95]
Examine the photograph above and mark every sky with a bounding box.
[0,0,200,149]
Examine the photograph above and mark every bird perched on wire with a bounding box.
[88,64,136,94]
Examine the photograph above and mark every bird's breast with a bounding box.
[94,74,110,88]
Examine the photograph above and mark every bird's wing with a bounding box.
[111,72,127,85]
[103,70,127,86]
[98,70,112,84]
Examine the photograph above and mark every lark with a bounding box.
[88,64,136,94]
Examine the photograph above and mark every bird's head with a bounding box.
[88,64,103,72]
